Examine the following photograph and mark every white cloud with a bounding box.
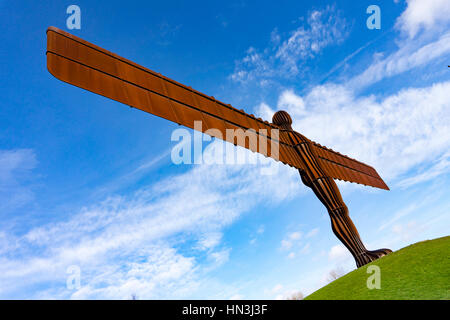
[0,149,37,212]
[70,245,198,299]
[275,7,348,75]
[196,232,223,250]
[231,2,449,92]
[396,151,450,188]
[271,284,283,293]
[320,38,380,82]
[264,283,288,300]
[230,47,273,82]
[257,81,450,187]
[378,203,419,231]
[305,228,319,238]
[281,239,293,250]
[375,196,450,251]
[278,90,307,117]
[0,149,36,181]
[341,1,450,91]
[395,0,450,38]
[289,231,302,240]
[231,6,348,83]
[300,243,311,255]
[249,225,265,245]
[0,144,302,299]
[328,244,352,263]
[349,31,450,89]
[391,221,425,242]
[280,230,305,257]
[209,248,231,267]
[281,230,303,251]
[378,189,443,232]
[257,225,265,234]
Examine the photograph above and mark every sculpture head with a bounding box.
[272,110,293,130]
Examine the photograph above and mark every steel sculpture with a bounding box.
[46,27,392,267]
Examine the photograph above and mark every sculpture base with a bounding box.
[356,248,393,268]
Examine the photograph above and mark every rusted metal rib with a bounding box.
[311,143,389,190]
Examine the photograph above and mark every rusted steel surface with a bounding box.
[312,143,389,190]
[272,110,392,267]
[46,26,388,191]
[46,26,304,170]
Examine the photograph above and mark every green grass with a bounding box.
[305,236,450,300]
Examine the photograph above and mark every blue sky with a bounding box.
[0,0,449,299]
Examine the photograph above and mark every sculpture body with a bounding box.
[272,111,392,267]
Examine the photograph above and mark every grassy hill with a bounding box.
[305,236,449,300]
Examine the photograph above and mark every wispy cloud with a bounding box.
[343,0,450,90]
[0,149,37,213]
[305,228,319,238]
[0,145,302,299]
[274,7,348,75]
[349,31,450,90]
[328,244,352,264]
[93,148,172,197]
[378,187,445,232]
[230,6,348,83]
[396,152,450,188]
[281,230,302,251]
[319,32,389,84]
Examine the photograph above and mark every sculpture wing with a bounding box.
[46,27,389,190]
[46,27,307,171]
[310,142,389,190]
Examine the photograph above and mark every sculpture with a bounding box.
[46,26,392,267]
